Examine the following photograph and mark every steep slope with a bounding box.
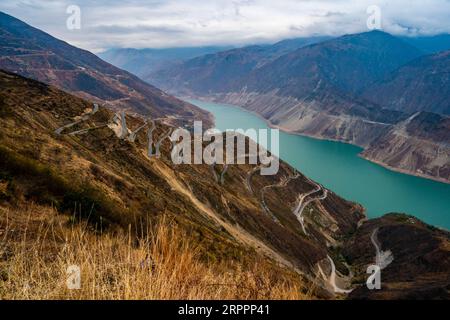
[242,30,423,95]
[152,31,423,144]
[363,51,450,115]
[99,46,232,78]
[344,214,450,300]
[361,112,450,183]
[400,34,450,54]
[0,11,209,124]
[1,70,449,299]
[153,31,422,96]
[0,70,361,297]
[149,36,331,93]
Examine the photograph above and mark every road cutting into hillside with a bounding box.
[55,103,99,135]
[371,228,394,270]
[260,169,300,223]
[152,160,301,273]
[292,180,327,235]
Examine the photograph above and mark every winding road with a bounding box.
[370,228,394,270]
[127,120,148,143]
[147,120,156,158]
[326,255,353,294]
[219,164,229,185]
[55,103,99,135]
[259,169,300,223]
[292,180,327,235]
[154,128,173,158]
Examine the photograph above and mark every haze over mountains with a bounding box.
[149,30,450,183]
[99,36,333,87]
[98,46,233,79]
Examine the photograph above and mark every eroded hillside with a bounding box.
[0,70,448,299]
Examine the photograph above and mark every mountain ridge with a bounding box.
[150,30,450,183]
[0,11,211,125]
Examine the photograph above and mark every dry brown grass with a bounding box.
[0,204,306,300]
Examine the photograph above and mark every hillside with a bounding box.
[400,34,450,54]
[152,31,423,96]
[1,70,449,299]
[149,36,331,94]
[363,50,450,115]
[0,11,210,124]
[361,112,450,183]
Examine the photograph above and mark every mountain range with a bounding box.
[1,68,449,299]
[99,36,332,81]
[149,30,450,183]
[0,11,210,125]
[98,46,233,79]
[0,11,449,300]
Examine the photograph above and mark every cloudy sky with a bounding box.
[1,0,449,52]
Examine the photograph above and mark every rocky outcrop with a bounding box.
[361,112,450,183]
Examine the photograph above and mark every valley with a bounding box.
[1,70,448,299]
[189,99,450,230]
[0,9,449,301]
[151,31,450,184]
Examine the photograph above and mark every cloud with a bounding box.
[1,0,449,52]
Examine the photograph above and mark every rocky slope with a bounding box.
[361,112,450,183]
[149,36,332,94]
[344,214,450,300]
[363,50,450,115]
[0,11,210,124]
[1,70,449,299]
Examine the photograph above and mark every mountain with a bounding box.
[99,46,233,78]
[344,213,450,299]
[363,50,450,115]
[151,30,450,183]
[243,30,424,95]
[1,70,449,299]
[152,31,423,96]
[148,36,332,92]
[401,34,450,54]
[0,11,210,124]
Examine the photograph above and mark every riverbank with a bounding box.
[184,96,450,186]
